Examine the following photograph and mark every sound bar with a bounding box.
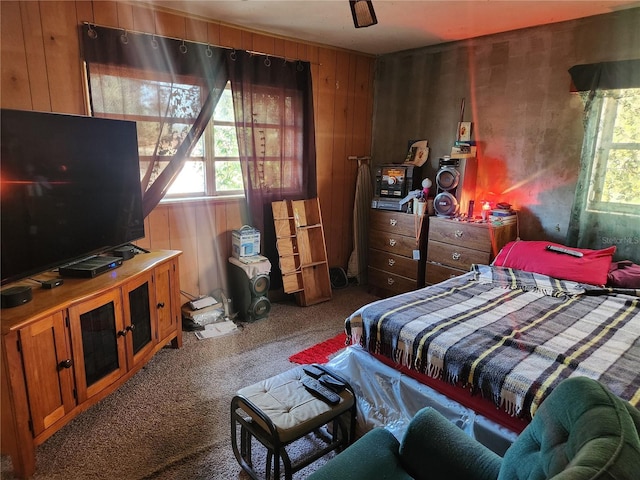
[59,256,123,278]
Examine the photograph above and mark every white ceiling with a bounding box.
[143,0,640,55]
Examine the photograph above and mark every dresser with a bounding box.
[426,217,517,285]
[368,209,427,296]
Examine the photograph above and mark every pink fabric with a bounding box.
[607,261,640,288]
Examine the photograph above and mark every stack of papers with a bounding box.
[194,320,239,340]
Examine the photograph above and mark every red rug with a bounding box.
[289,332,348,365]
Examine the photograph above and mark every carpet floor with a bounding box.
[0,285,378,480]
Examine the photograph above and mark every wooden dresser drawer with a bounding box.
[426,262,467,285]
[369,249,419,281]
[370,229,419,256]
[368,267,418,295]
[370,209,421,237]
[428,217,492,251]
[427,240,491,271]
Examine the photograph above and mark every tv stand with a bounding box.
[1,250,182,479]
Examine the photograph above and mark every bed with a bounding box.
[345,241,640,433]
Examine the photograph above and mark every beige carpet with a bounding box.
[1,285,378,480]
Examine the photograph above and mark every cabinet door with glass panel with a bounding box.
[122,272,157,369]
[68,289,128,403]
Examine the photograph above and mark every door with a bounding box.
[155,259,180,346]
[19,311,76,437]
[122,272,157,368]
[68,289,126,403]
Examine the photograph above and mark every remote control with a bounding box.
[319,374,346,392]
[301,377,341,405]
[546,245,583,257]
[302,364,325,379]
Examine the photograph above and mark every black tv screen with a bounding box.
[1,109,145,285]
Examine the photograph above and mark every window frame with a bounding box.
[86,65,244,201]
[586,88,640,216]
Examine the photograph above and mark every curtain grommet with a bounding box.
[180,41,188,54]
[87,24,98,40]
[120,30,129,45]
[206,45,213,58]
[151,35,159,49]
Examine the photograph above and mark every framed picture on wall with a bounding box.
[457,122,472,141]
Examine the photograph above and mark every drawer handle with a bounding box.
[452,252,461,261]
[388,258,396,267]
[389,238,397,247]
[389,219,397,226]
[387,277,395,285]
[454,230,464,238]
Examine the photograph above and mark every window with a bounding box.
[88,65,242,199]
[587,87,640,214]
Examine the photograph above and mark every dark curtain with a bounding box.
[81,24,229,217]
[227,50,317,286]
[566,59,640,262]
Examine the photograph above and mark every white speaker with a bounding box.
[433,157,477,217]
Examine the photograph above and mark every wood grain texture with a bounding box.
[0,1,375,298]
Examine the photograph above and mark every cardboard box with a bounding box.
[232,226,261,258]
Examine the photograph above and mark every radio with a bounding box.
[373,164,422,211]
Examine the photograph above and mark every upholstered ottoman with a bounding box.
[231,365,356,480]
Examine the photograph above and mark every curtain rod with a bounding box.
[83,22,322,66]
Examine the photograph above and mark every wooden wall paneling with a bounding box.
[131,4,156,33]
[352,56,374,155]
[1,2,31,110]
[220,200,244,295]
[193,202,218,296]
[340,53,360,266]
[283,39,297,61]
[207,22,221,46]
[147,205,171,250]
[154,9,186,39]
[252,33,276,56]
[39,1,84,114]
[167,204,199,299]
[92,1,118,26]
[115,1,134,30]
[241,30,253,51]
[185,16,208,43]
[219,24,243,49]
[327,50,352,267]
[0,0,375,299]
[273,37,286,58]
[74,1,95,24]
[315,47,338,264]
[20,2,51,112]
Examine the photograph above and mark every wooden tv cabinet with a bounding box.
[1,250,182,479]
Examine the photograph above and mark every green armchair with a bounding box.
[308,377,640,480]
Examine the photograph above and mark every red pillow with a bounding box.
[492,241,616,286]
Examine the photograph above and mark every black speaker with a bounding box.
[433,157,477,217]
[1,285,32,309]
[228,261,271,322]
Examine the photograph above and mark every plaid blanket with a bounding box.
[346,265,640,419]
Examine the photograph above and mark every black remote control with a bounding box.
[546,245,583,257]
[319,374,346,392]
[301,377,341,405]
[302,364,325,379]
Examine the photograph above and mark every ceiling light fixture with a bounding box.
[350,0,378,28]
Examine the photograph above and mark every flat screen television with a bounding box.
[1,109,145,285]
